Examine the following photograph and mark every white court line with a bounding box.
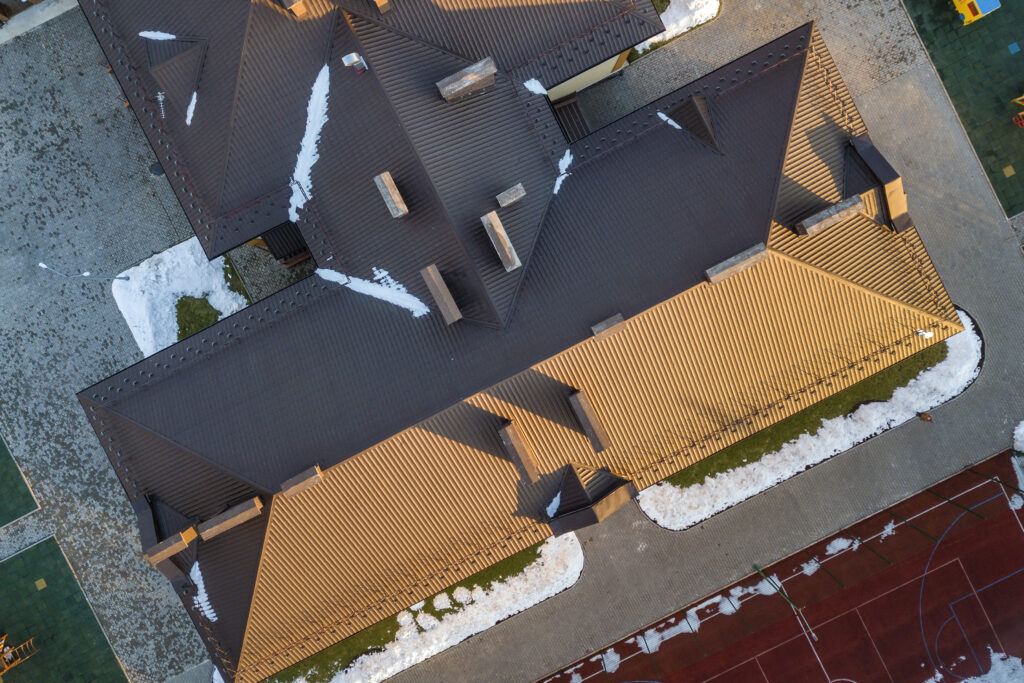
[856,607,895,683]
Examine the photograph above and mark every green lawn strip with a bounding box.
[267,541,544,683]
[0,538,125,682]
[0,435,36,528]
[175,295,222,341]
[665,341,948,490]
[223,256,253,304]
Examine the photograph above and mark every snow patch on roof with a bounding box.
[553,150,573,195]
[523,79,548,95]
[636,0,720,54]
[185,91,197,126]
[638,310,981,530]
[288,64,330,222]
[110,237,248,357]
[657,111,682,130]
[316,267,429,318]
[139,30,176,40]
[324,534,584,682]
[189,562,218,622]
[546,491,561,518]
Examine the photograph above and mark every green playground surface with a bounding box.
[0,436,36,529]
[902,0,1024,216]
[0,538,125,682]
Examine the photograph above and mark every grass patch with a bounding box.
[175,296,221,341]
[651,0,669,14]
[222,256,252,304]
[266,541,544,683]
[665,342,949,490]
[0,435,36,528]
[0,538,125,682]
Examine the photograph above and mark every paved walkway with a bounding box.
[0,9,206,682]
[396,2,1024,682]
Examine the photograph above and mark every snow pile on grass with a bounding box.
[111,237,247,357]
[288,65,331,221]
[316,534,584,683]
[638,310,981,531]
[523,78,547,95]
[1013,419,1024,452]
[635,0,719,54]
[189,562,218,622]
[316,267,429,318]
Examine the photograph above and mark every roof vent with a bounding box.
[282,0,309,17]
[480,211,521,272]
[704,242,767,284]
[591,313,625,339]
[437,57,497,102]
[419,264,463,324]
[197,497,264,541]
[668,94,718,150]
[499,422,540,483]
[373,171,409,218]
[281,465,323,498]
[343,52,367,74]
[144,527,198,566]
[795,195,865,236]
[496,183,526,208]
[568,391,610,452]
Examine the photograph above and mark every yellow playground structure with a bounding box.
[953,0,1001,24]
[0,633,38,676]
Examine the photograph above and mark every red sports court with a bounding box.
[541,450,1024,682]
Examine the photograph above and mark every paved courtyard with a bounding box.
[0,8,209,682]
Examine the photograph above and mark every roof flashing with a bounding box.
[704,242,768,284]
[437,58,498,102]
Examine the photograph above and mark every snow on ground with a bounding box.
[1014,419,1024,452]
[638,310,982,531]
[111,237,248,357]
[657,111,682,130]
[1010,495,1023,511]
[211,668,225,683]
[189,562,218,622]
[523,78,547,95]
[800,558,819,576]
[185,91,197,126]
[590,648,620,673]
[138,30,176,40]
[635,0,719,54]
[880,520,897,540]
[825,537,859,556]
[315,267,429,318]
[315,534,584,683]
[553,149,573,194]
[963,650,1024,682]
[288,65,330,221]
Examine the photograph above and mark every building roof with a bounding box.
[77,10,960,682]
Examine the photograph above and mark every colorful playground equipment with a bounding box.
[0,632,38,675]
[953,0,1001,25]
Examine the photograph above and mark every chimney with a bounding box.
[374,0,392,12]
[480,211,521,271]
[499,422,540,483]
[343,52,367,74]
[197,497,264,541]
[373,171,409,218]
[850,134,914,232]
[568,390,610,452]
[496,183,526,208]
[144,526,198,566]
[420,264,463,324]
[281,464,323,498]
[704,242,768,284]
[437,57,497,102]
[795,195,865,236]
[282,0,308,17]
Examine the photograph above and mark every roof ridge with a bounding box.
[337,6,477,65]
[768,249,962,333]
[86,396,275,497]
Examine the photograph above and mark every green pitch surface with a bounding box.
[0,436,36,529]
[0,538,125,682]
[903,0,1024,216]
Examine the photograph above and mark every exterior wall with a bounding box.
[546,53,625,101]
